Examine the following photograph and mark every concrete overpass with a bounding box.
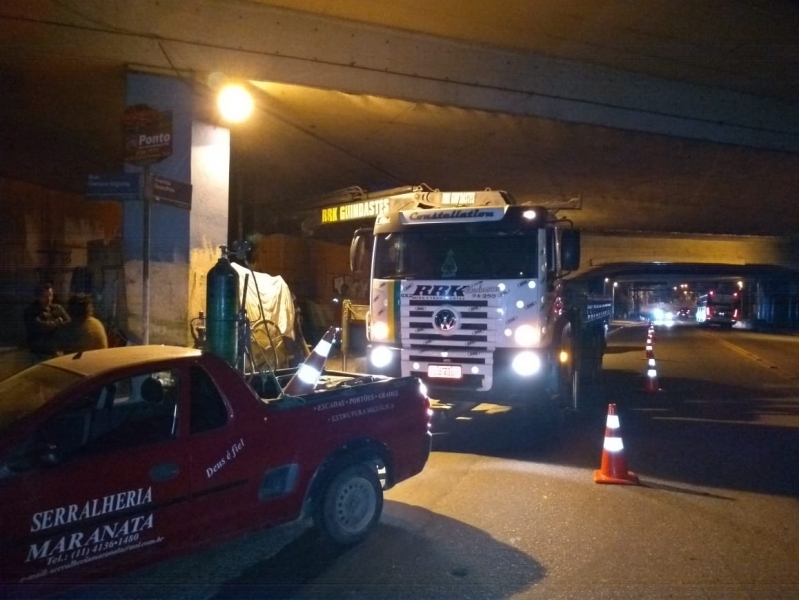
[1,1,798,345]
[2,2,798,232]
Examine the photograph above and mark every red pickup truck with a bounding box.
[0,345,431,595]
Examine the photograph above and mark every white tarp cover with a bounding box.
[231,263,296,340]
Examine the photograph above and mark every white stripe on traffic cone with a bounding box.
[282,326,338,396]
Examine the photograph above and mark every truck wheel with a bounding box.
[565,368,580,411]
[315,463,383,545]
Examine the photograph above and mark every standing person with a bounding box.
[23,282,71,361]
[55,293,108,354]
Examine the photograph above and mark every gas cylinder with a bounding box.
[206,246,239,365]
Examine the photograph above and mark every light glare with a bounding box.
[370,346,393,368]
[218,84,254,123]
[372,321,389,341]
[514,324,539,346]
[512,351,541,376]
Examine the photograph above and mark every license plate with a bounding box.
[427,364,462,379]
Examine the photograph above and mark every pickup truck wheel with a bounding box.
[315,463,383,545]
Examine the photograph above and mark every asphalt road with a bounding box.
[59,322,799,599]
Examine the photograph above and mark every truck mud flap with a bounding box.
[568,369,606,415]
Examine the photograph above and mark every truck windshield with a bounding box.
[374,231,539,279]
[0,365,83,434]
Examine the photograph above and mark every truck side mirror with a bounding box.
[350,229,370,274]
[561,229,581,272]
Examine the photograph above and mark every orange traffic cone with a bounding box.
[282,326,339,396]
[593,404,639,485]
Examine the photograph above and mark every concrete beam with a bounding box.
[2,1,797,152]
[580,232,798,277]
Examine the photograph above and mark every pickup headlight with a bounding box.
[512,351,541,376]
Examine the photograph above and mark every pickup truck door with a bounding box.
[185,364,268,541]
[0,367,192,587]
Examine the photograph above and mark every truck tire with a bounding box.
[558,326,581,411]
[580,328,607,413]
[567,369,581,411]
[560,327,606,414]
[314,463,383,545]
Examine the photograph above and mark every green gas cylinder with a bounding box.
[206,246,239,365]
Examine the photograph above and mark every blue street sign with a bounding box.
[85,173,141,199]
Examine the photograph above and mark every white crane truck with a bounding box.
[349,187,611,416]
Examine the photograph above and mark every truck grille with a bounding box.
[399,298,500,391]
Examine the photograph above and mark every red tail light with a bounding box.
[552,296,564,316]
[707,306,714,318]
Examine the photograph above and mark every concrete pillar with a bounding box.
[124,72,229,346]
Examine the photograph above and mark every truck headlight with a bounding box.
[372,321,389,341]
[370,346,393,368]
[512,351,541,376]
[514,324,539,346]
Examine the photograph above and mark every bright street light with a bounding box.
[218,84,254,123]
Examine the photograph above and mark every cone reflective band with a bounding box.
[646,364,659,393]
[593,403,639,485]
[282,326,338,396]
[603,413,622,451]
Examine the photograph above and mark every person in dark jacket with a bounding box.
[55,294,109,354]
[23,282,70,361]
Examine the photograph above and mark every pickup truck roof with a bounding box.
[45,346,202,377]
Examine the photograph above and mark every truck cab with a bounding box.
[350,188,597,409]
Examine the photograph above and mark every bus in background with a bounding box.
[696,289,740,328]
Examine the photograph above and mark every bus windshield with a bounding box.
[374,231,539,280]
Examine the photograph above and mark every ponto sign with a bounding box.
[122,104,173,165]
[138,133,171,146]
